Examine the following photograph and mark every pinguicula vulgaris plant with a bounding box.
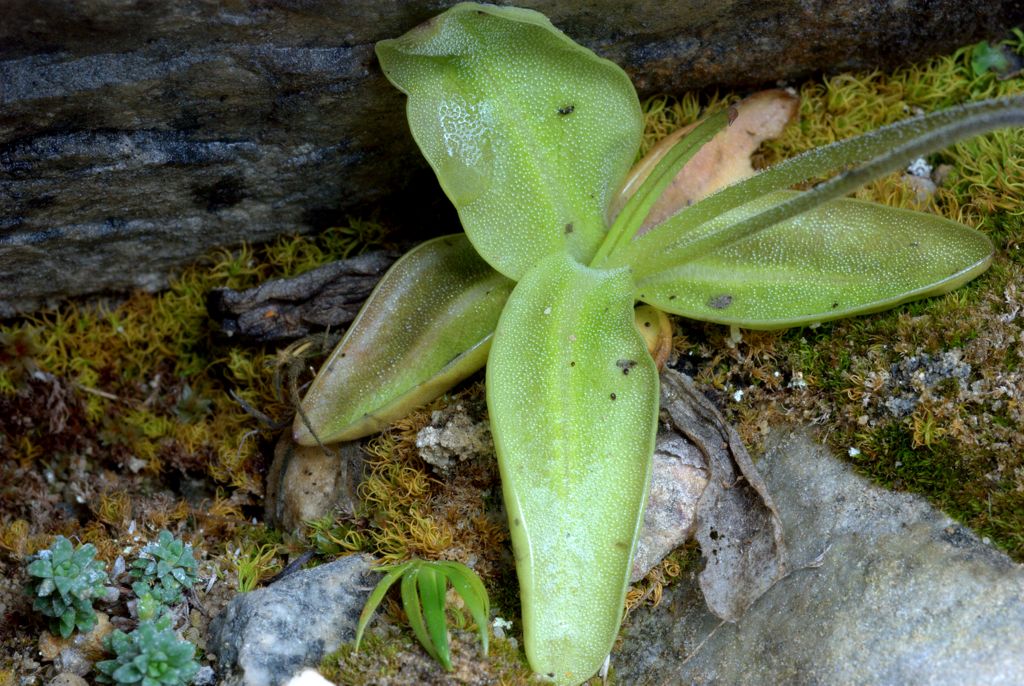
[290,4,1024,684]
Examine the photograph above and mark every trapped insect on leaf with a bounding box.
[291,4,1023,683]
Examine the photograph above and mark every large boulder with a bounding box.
[3,1,1022,315]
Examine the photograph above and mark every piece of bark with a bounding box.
[659,368,787,622]
[206,250,399,343]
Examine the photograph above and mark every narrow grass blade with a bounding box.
[592,110,728,266]
[354,563,410,650]
[416,565,452,670]
[401,567,442,665]
[437,562,490,656]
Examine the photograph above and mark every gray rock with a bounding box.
[52,649,91,678]
[614,430,1024,685]
[208,554,376,686]
[264,432,365,537]
[630,431,707,583]
[3,1,1022,315]
[46,675,88,686]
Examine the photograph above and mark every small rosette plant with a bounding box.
[27,536,110,638]
[130,530,198,606]
[95,613,200,686]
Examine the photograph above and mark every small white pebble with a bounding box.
[848,447,861,457]
[492,616,513,639]
[907,157,933,178]
[284,669,333,686]
[982,537,992,545]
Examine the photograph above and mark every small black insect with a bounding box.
[557,104,575,116]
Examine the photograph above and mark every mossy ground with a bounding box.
[1,33,1022,685]
[640,32,1024,561]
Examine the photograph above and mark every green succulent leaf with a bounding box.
[636,191,994,328]
[294,234,513,445]
[26,536,108,638]
[59,610,75,638]
[487,252,658,685]
[375,3,642,280]
[612,95,1024,273]
[130,530,197,606]
[96,619,199,686]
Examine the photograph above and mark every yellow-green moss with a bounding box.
[319,623,542,686]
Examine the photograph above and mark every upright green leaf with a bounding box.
[417,565,452,670]
[487,253,659,685]
[636,191,993,329]
[294,234,512,445]
[376,3,642,280]
[401,568,441,664]
[354,563,410,651]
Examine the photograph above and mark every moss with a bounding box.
[304,385,510,585]
[320,623,538,686]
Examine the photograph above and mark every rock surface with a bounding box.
[207,554,376,686]
[614,430,1024,685]
[629,431,708,582]
[4,1,1023,315]
[264,433,365,537]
